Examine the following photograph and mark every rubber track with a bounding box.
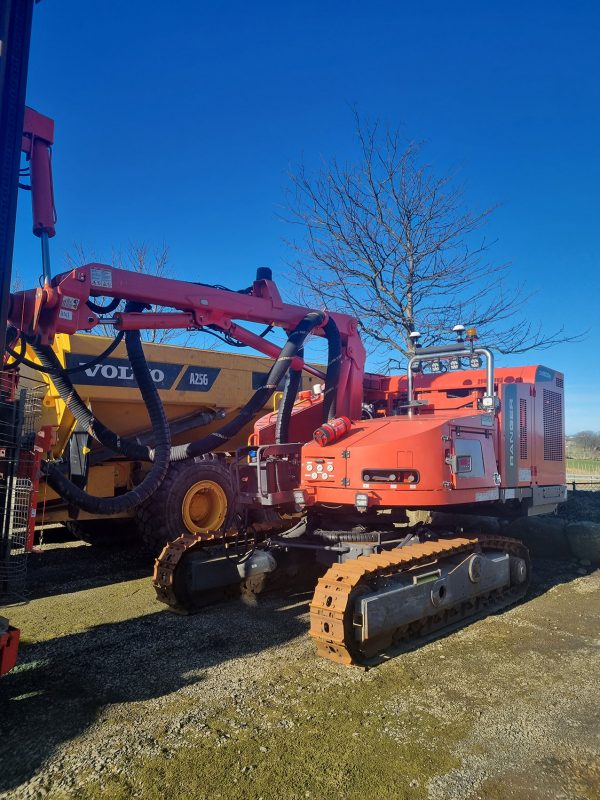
[153,531,231,610]
[309,535,529,666]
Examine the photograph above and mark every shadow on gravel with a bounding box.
[25,539,152,600]
[527,555,589,600]
[0,591,309,793]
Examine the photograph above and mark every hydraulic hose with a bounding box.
[43,316,171,514]
[168,311,326,461]
[30,309,336,464]
[31,338,149,461]
[3,327,22,370]
[275,315,341,442]
[275,347,303,444]
[321,317,342,422]
[15,330,125,376]
[86,297,122,314]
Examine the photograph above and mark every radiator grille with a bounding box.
[519,399,528,460]
[543,389,563,461]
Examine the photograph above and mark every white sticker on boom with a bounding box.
[90,268,113,289]
[59,308,73,320]
[61,295,80,310]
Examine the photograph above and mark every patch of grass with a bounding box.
[1,577,156,645]
[567,457,600,474]
[71,664,471,800]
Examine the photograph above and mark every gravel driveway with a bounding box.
[1,529,598,800]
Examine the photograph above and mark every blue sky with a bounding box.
[14,0,599,433]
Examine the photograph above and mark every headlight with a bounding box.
[355,493,369,512]
[293,490,306,509]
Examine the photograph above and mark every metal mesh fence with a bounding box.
[0,372,46,602]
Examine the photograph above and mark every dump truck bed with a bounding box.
[27,333,319,523]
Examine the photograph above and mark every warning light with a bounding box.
[466,327,478,340]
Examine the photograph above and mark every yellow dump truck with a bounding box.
[28,333,317,551]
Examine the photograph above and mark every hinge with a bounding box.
[341,450,350,459]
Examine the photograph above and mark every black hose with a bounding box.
[275,315,341,441]
[13,330,125,376]
[31,339,149,461]
[321,317,342,422]
[275,347,303,444]
[43,310,171,514]
[168,311,326,461]
[30,309,334,466]
[3,327,23,370]
[86,297,122,314]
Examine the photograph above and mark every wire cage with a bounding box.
[0,371,47,602]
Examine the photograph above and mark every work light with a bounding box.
[355,493,369,512]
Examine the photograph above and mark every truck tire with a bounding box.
[135,455,235,555]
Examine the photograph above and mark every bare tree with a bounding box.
[65,242,208,346]
[113,242,176,344]
[572,431,600,455]
[285,116,582,368]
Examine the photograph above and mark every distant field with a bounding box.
[566,457,600,474]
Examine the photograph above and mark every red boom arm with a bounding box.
[8,264,366,419]
[10,109,366,419]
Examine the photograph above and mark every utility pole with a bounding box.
[0,0,35,357]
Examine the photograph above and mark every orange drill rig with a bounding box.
[3,103,566,667]
[7,259,566,666]
[154,335,565,665]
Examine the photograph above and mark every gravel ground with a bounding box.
[1,524,599,800]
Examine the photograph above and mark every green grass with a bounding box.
[566,457,600,474]
[67,664,470,800]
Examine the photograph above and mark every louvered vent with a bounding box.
[555,376,564,388]
[519,399,528,460]
[543,389,563,461]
